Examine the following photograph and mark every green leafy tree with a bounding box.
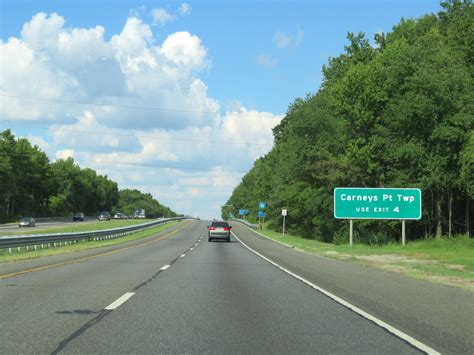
[225,1,473,242]
[0,130,53,221]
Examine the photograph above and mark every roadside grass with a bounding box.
[0,219,157,236]
[255,226,474,289]
[0,221,180,263]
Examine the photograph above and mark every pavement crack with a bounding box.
[56,309,101,315]
[50,310,112,354]
[50,232,202,352]
[133,271,163,291]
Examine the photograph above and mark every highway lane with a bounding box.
[0,220,200,353]
[0,220,190,278]
[1,220,421,354]
[230,222,474,354]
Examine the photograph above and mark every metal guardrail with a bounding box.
[0,217,187,253]
[229,218,259,229]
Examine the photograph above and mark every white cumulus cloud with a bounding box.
[1,11,284,219]
[161,31,208,70]
[151,8,174,26]
[56,149,75,160]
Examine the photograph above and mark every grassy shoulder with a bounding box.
[0,220,180,263]
[0,219,158,236]
[254,226,474,290]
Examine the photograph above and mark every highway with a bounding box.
[0,219,99,233]
[0,220,465,354]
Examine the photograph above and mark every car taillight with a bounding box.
[223,227,230,231]
[209,227,216,230]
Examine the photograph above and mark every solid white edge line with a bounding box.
[231,231,440,355]
[104,292,135,310]
[160,264,171,271]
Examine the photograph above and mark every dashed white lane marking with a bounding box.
[160,264,171,271]
[190,248,194,251]
[231,231,440,355]
[105,292,135,310]
[194,243,198,246]
[180,254,186,258]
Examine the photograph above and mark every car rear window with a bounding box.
[212,222,229,228]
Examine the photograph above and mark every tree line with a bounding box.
[224,1,473,243]
[0,129,177,222]
[116,189,177,219]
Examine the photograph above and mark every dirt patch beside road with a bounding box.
[327,251,474,291]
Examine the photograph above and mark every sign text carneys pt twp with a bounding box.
[339,194,417,203]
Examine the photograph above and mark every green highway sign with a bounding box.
[334,188,422,220]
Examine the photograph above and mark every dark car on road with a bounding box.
[98,212,111,221]
[208,221,232,242]
[19,217,35,227]
[73,212,85,221]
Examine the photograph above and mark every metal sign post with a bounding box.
[258,211,265,230]
[282,209,287,237]
[402,220,406,246]
[258,202,266,230]
[349,219,353,246]
[239,209,248,221]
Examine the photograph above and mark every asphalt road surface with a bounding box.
[230,222,474,355]
[0,220,446,354]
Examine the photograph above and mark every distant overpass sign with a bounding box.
[334,188,422,220]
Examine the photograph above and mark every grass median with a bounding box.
[0,219,157,236]
[0,220,180,263]
[252,226,474,290]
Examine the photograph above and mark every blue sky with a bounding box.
[1,0,441,218]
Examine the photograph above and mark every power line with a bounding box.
[0,121,273,147]
[0,93,282,119]
[0,152,248,174]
